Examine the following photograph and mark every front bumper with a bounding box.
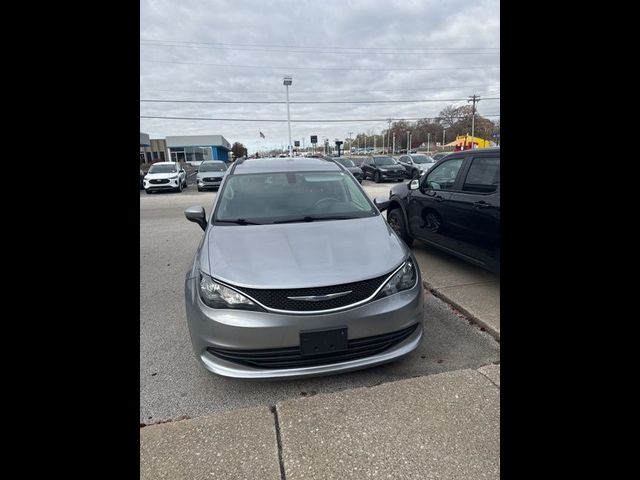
[379,171,407,180]
[197,177,223,189]
[184,271,424,379]
[144,178,180,191]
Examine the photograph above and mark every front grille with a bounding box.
[383,170,405,177]
[207,323,419,369]
[235,272,391,312]
[203,177,221,182]
[150,179,170,184]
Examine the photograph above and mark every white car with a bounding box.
[143,162,187,194]
[196,161,228,191]
[396,154,437,179]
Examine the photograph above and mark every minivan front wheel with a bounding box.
[388,209,414,247]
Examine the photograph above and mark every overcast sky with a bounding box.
[140,0,499,153]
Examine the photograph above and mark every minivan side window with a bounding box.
[424,158,464,190]
[462,156,500,193]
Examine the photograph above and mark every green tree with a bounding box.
[231,142,247,159]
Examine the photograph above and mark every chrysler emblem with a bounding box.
[287,291,352,302]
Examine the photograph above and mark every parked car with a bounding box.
[143,162,187,194]
[332,157,363,183]
[349,156,366,167]
[396,154,437,179]
[183,156,424,379]
[140,169,145,190]
[431,152,451,161]
[196,160,228,191]
[386,147,500,274]
[361,156,406,183]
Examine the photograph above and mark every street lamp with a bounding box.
[283,76,293,158]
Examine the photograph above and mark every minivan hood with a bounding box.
[202,216,407,289]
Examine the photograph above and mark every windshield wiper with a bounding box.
[273,215,353,224]
[215,219,262,225]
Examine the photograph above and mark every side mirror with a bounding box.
[409,179,420,190]
[373,196,390,212]
[185,206,207,231]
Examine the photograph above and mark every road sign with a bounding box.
[294,141,300,147]
[310,135,317,144]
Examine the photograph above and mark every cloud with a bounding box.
[140,0,499,152]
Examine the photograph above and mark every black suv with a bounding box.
[384,148,500,274]
[362,155,406,182]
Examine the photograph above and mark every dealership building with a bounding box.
[140,133,232,165]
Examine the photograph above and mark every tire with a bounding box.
[176,181,183,193]
[374,171,381,183]
[145,189,152,194]
[183,178,188,188]
[387,208,414,247]
[197,187,203,192]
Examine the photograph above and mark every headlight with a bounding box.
[199,273,263,311]
[169,174,179,180]
[375,260,417,300]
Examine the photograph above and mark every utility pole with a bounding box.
[442,129,446,150]
[392,132,396,154]
[427,132,431,153]
[387,119,391,154]
[373,135,376,153]
[348,131,353,153]
[406,130,410,153]
[468,94,480,149]
[283,76,293,157]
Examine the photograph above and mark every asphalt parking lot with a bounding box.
[140,179,500,423]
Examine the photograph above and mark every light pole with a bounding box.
[406,131,410,153]
[442,129,446,150]
[392,132,396,154]
[283,76,293,157]
[427,133,431,153]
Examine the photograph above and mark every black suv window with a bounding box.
[462,156,500,193]
[424,158,464,190]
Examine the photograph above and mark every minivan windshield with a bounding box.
[148,164,178,174]
[373,157,396,166]
[199,162,227,172]
[411,155,435,164]
[214,171,376,224]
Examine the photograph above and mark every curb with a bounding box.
[423,281,500,342]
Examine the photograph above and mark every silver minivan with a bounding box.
[184,156,424,379]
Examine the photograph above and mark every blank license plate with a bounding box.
[300,328,348,356]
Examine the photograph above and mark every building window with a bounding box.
[153,151,159,160]
[160,151,165,161]
[146,152,152,162]
[140,153,145,163]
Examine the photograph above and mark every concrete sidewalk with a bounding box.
[412,242,500,339]
[140,365,500,479]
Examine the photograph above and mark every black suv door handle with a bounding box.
[474,201,491,209]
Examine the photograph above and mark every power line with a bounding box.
[140,114,500,123]
[141,59,500,72]
[140,97,500,105]
[140,38,500,52]
[140,41,500,56]
[139,84,500,95]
